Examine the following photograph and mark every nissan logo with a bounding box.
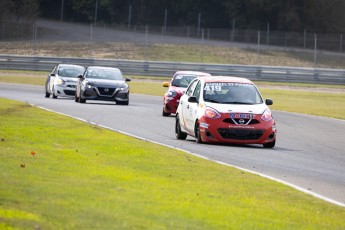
[239,119,245,124]
[104,88,109,92]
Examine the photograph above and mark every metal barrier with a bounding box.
[0,54,345,84]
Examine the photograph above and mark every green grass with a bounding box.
[0,98,344,229]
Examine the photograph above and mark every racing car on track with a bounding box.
[175,76,277,148]
[162,71,210,116]
[45,64,85,99]
[75,66,131,105]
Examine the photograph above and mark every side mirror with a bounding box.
[265,99,273,105]
[125,78,131,82]
[78,75,84,79]
[163,82,169,87]
[188,96,198,103]
[50,73,56,77]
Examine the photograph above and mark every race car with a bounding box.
[162,71,211,116]
[45,64,85,99]
[175,76,277,148]
[75,66,131,105]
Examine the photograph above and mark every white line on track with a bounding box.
[36,105,345,208]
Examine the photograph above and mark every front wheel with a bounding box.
[45,92,50,98]
[52,87,57,99]
[175,116,187,140]
[116,100,129,105]
[263,140,275,148]
[162,108,171,117]
[74,93,79,102]
[195,122,203,143]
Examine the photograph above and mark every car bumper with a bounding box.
[55,84,76,97]
[81,87,129,102]
[163,97,180,114]
[198,116,276,145]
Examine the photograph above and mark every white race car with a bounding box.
[175,76,277,148]
[45,64,85,99]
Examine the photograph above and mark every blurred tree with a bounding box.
[0,0,38,22]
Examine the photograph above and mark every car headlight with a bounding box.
[117,85,129,91]
[167,90,177,97]
[205,107,221,119]
[261,109,273,121]
[56,78,65,86]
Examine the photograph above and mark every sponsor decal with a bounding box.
[229,113,253,119]
[230,125,255,129]
[200,122,209,128]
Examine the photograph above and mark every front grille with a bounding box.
[223,118,260,125]
[218,128,264,140]
[64,90,76,96]
[97,87,115,96]
[67,84,76,88]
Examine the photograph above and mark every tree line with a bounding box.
[3,0,345,33]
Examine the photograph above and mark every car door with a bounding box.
[179,79,197,133]
[185,80,202,133]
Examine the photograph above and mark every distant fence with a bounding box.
[1,54,344,84]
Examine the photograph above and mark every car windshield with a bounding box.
[57,67,85,78]
[171,75,197,87]
[203,82,263,104]
[86,68,123,80]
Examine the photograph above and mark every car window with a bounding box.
[172,75,197,87]
[58,67,85,78]
[203,82,263,104]
[86,68,123,80]
[185,79,199,96]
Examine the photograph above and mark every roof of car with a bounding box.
[174,71,211,76]
[87,66,120,70]
[200,76,254,84]
[58,64,85,69]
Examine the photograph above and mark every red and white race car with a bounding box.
[162,71,210,116]
[175,76,277,148]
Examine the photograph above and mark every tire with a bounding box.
[195,122,203,143]
[263,140,275,148]
[45,92,50,98]
[175,116,187,140]
[79,98,86,103]
[74,94,79,102]
[162,108,171,117]
[52,87,57,99]
[116,100,129,105]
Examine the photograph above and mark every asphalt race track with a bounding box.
[1,83,345,206]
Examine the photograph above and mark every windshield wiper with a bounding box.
[204,99,221,103]
[222,101,254,105]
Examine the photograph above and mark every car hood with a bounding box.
[60,77,78,83]
[87,79,126,87]
[170,86,186,95]
[205,102,269,114]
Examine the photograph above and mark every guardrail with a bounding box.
[0,54,345,84]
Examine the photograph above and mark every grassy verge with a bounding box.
[1,70,345,120]
[0,98,344,229]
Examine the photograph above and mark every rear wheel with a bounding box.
[263,140,275,148]
[175,116,187,140]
